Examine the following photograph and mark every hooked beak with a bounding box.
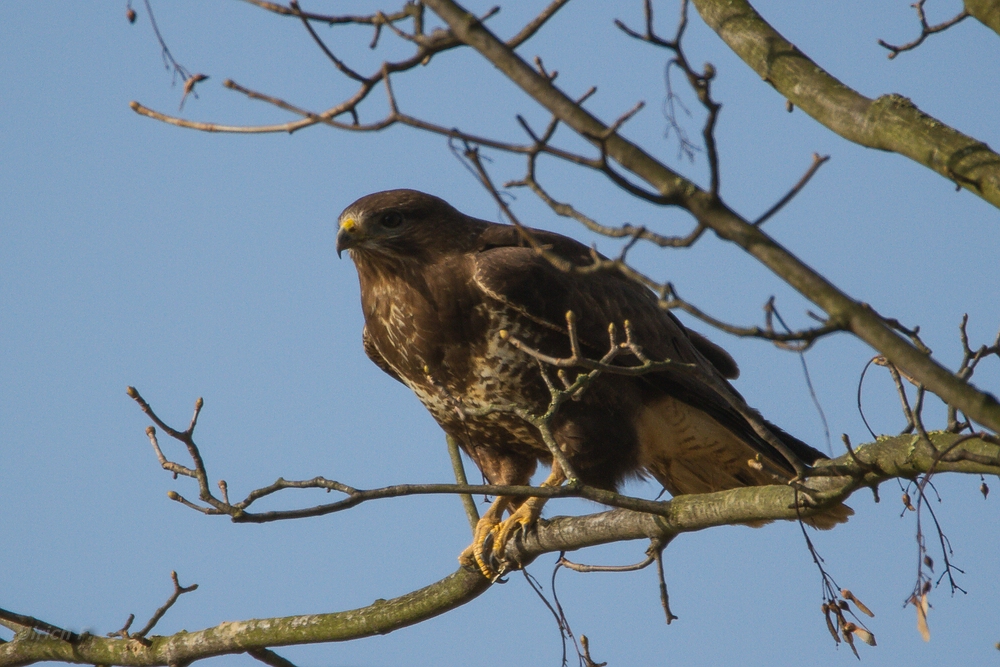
[336,217,358,258]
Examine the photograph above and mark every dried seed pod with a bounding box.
[851,627,877,646]
[842,623,859,659]
[841,589,874,618]
[916,593,931,641]
[924,555,934,571]
[183,73,209,96]
[823,606,840,643]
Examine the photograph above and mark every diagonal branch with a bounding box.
[754,153,830,227]
[421,0,1000,435]
[690,0,1000,210]
[289,1,369,83]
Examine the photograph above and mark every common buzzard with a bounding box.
[337,189,849,576]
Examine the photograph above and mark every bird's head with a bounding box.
[336,189,484,262]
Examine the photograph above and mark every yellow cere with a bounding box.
[340,217,357,232]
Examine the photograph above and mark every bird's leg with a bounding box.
[489,463,566,571]
[459,495,513,579]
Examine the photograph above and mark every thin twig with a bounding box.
[447,435,480,531]
[238,0,415,26]
[129,385,692,522]
[507,0,573,48]
[754,153,830,226]
[557,551,656,573]
[615,0,722,189]
[135,572,198,639]
[651,540,678,624]
[878,1,968,59]
[768,299,832,452]
[289,1,369,83]
[141,0,192,84]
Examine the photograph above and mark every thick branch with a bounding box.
[966,0,1000,36]
[690,0,1000,210]
[1,433,996,667]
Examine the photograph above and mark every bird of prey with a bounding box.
[336,189,850,577]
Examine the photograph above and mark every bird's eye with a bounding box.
[380,211,404,229]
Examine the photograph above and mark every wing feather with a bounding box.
[471,227,825,475]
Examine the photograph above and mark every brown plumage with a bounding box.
[337,189,849,575]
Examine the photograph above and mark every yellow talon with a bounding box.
[489,499,544,566]
[457,466,567,579]
[459,498,509,578]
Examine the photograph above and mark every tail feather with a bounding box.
[801,502,854,530]
[635,396,852,530]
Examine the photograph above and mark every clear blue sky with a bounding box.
[2,2,998,666]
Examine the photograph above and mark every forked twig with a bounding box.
[878,1,968,59]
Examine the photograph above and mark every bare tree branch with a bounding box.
[127,1,1000,435]
[690,0,1000,210]
[3,429,997,667]
[754,153,830,227]
[420,0,1000,434]
[446,435,480,531]
[878,1,969,59]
